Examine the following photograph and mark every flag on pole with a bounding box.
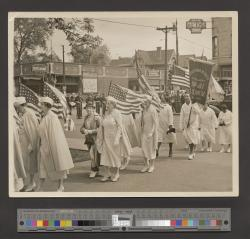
[19,83,41,119]
[135,51,163,111]
[43,82,68,119]
[108,83,146,115]
[171,65,190,88]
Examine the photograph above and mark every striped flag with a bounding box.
[19,83,41,119]
[171,65,190,88]
[108,83,146,115]
[43,82,68,119]
[135,52,163,111]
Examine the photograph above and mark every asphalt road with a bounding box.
[40,109,233,193]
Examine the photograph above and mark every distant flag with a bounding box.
[43,82,68,119]
[108,83,146,115]
[135,51,163,111]
[19,83,42,120]
[171,65,190,88]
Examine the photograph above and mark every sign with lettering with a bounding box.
[189,58,214,104]
[82,78,97,93]
[51,63,81,76]
[32,64,47,73]
[186,19,206,34]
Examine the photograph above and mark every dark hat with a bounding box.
[220,104,227,110]
[84,101,95,109]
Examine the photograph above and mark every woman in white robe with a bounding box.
[157,95,176,158]
[14,97,39,192]
[100,96,132,182]
[37,97,74,192]
[179,94,200,160]
[199,103,218,152]
[141,96,158,173]
[218,104,232,153]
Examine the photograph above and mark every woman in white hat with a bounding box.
[141,95,158,173]
[14,96,39,192]
[100,96,132,182]
[37,97,74,192]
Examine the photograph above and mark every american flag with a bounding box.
[19,83,41,119]
[171,65,190,88]
[135,52,163,111]
[43,82,68,119]
[108,83,146,115]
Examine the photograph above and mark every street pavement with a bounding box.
[41,109,232,193]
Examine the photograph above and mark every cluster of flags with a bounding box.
[171,65,190,89]
[18,82,69,121]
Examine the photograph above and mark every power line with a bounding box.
[91,18,212,51]
[91,18,157,29]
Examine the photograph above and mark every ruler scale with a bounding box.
[17,208,231,232]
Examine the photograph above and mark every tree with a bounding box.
[14,18,52,64]
[90,45,111,65]
[14,17,102,64]
[21,51,61,63]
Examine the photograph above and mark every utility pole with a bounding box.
[175,20,179,65]
[157,23,176,93]
[62,45,65,87]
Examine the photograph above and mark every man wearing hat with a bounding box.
[14,96,39,192]
[80,101,101,178]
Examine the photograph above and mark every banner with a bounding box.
[189,58,214,104]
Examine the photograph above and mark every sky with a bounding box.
[49,15,212,62]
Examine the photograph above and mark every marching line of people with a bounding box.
[13,93,232,191]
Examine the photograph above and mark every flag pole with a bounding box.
[108,80,112,96]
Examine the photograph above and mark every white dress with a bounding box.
[199,107,218,144]
[141,105,158,160]
[158,103,176,144]
[218,110,232,144]
[180,103,200,145]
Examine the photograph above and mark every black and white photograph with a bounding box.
[8,11,238,197]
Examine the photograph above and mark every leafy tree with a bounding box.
[90,45,111,65]
[14,18,53,64]
[21,51,61,63]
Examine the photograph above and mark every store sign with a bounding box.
[146,70,161,78]
[82,78,97,93]
[186,19,206,34]
[51,63,81,76]
[32,64,47,73]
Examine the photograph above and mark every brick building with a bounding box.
[212,17,232,103]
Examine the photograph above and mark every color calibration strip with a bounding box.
[17,208,231,232]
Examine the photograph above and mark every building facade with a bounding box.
[212,17,232,103]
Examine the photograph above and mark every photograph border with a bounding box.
[8,11,239,198]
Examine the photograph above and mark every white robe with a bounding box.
[158,103,176,144]
[199,107,218,144]
[218,110,232,144]
[180,102,200,145]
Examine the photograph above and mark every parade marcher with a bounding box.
[14,97,39,192]
[141,95,158,173]
[80,101,101,178]
[157,95,176,158]
[37,97,74,192]
[100,96,132,182]
[13,105,27,192]
[218,104,232,153]
[199,103,218,152]
[180,94,200,160]
[75,93,83,119]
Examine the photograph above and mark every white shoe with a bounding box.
[226,148,231,153]
[219,148,225,153]
[148,165,155,173]
[89,171,97,178]
[188,154,194,160]
[111,174,120,182]
[57,185,65,192]
[24,182,36,192]
[100,176,110,182]
[140,166,149,173]
[207,147,212,152]
[201,148,205,152]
